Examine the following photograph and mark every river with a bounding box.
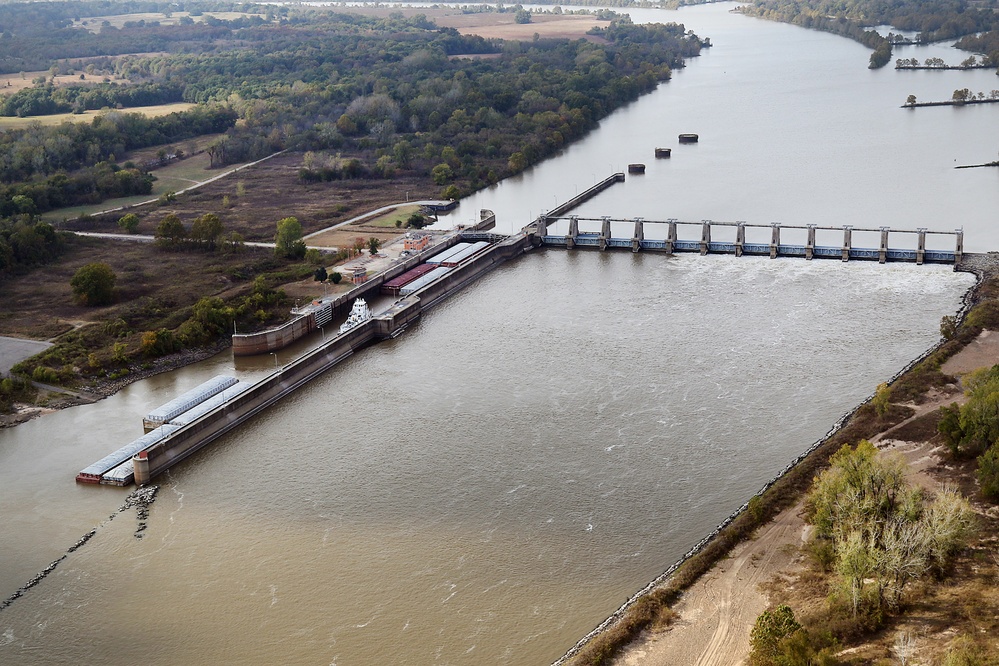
[0,4,987,665]
[450,4,999,253]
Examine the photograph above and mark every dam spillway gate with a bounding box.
[532,216,963,265]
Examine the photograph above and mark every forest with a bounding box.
[0,1,705,279]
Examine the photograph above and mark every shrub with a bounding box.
[117,213,140,233]
[977,444,999,501]
[750,605,802,666]
[140,329,180,357]
[872,382,891,416]
[70,262,117,306]
[31,365,59,384]
[305,248,323,265]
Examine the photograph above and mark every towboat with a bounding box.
[338,299,372,334]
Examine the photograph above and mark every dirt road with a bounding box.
[613,505,807,666]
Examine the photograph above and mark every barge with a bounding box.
[143,375,237,432]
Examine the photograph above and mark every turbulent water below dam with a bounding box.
[0,251,974,664]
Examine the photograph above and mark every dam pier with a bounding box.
[533,213,963,264]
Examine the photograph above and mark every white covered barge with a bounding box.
[142,375,238,431]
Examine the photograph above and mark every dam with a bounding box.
[529,175,963,264]
[88,170,970,486]
[534,215,962,264]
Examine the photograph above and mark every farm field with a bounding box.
[72,11,266,32]
[0,102,196,129]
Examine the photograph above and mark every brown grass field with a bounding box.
[72,11,266,33]
[335,6,609,42]
[62,151,441,242]
[0,237,291,340]
[0,70,133,96]
[0,102,196,130]
[437,13,608,41]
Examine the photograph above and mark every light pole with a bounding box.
[270,352,278,368]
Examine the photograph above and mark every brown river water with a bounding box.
[0,2,990,664]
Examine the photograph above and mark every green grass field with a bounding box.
[360,204,424,228]
[0,103,197,130]
[40,152,252,222]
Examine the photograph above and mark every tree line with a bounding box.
[0,6,705,211]
[0,104,235,182]
[2,81,185,117]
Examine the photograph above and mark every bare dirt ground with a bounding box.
[435,13,608,42]
[610,334,999,666]
[615,504,809,666]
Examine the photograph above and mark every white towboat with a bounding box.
[338,299,371,334]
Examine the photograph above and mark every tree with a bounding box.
[407,213,427,229]
[218,231,245,254]
[873,382,891,416]
[940,315,957,339]
[905,94,917,106]
[368,237,381,255]
[977,444,999,501]
[939,366,999,458]
[374,154,394,178]
[190,213,224,250]
[808,441,976,615]
[508,151,527,172]
[155,214,186,247]
[431,162,454,185]
[11,194,35,214]
[314,266,328,282]
[71,262,116,306]
[330,271,343,284]
[117,213,140,233]
[749,605,802,666]
[393,140,413,168]
[275,216,305,258]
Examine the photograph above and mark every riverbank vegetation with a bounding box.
[734,0,999,68]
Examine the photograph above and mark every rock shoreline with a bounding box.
[0,339,231,429]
